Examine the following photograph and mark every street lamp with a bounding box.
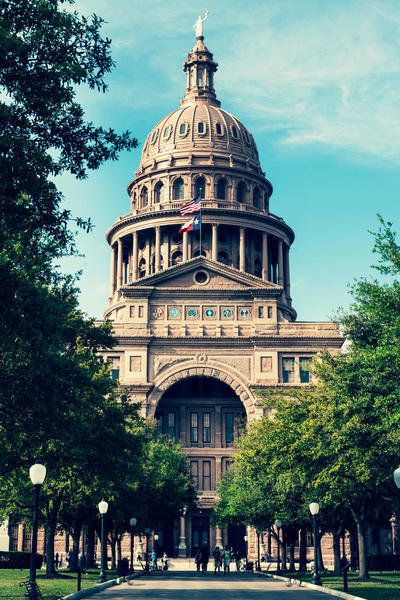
[98,500,109,583]
[129,518,137,573]
[393,466,400,489]
[256,529,261,571]
[28,464,46,597]
[309,502,322,586]
[274,519,282,574]
[244,535,248,570]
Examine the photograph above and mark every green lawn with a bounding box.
[271,570,400,600]
[0,568,118,599]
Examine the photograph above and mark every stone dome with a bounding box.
[136,36,262,177]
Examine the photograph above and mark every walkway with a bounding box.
[98,572,333,599]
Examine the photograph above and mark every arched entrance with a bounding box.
[154,376,247,557]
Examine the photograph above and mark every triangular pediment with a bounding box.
[124,257,282,291]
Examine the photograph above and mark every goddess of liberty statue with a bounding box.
[193,11,209,38]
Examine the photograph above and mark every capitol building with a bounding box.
[102,26,342,559]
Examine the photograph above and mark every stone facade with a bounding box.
[101,31,343,560]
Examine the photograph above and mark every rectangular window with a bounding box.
[156,414,163,436]
[300,357,311,383]
[138,305,144,318]
[267,306,273,318]
[282,357,295,383]
[258,306,264,318]
[198,121,205,134]
[225,413,234,445]
[190,460,199,489]
[108,357,120,381]
[9,524,19,552]
[190,413,199,443]
[216,122,223,135]
[202,412,211,443]
[225,460,233,472]
[203,461,211,491]
[167,412,176,440]
[129,306,135,318]
[22,527,32,552]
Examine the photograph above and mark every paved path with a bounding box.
[98,572,333,599]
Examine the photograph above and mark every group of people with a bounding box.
[194,544,243,574]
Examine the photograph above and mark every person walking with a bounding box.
[223,546,232,575]
[195,549,202,573]
[234,549,241,572]
[200,542,209,574]
[213,546,222,575]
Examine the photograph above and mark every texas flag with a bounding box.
[179,213,201,233]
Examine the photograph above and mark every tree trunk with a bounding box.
[70,525,82,572]
[317,533,325,571]
[281,529,287,572]
[288,543,295,572]
[117,537,122,562]
[298,526,307,573]
[110,537,116,570]
[86,518,96,568]
[351,509,369,580]
[45,517,57,576]
[332,531,341,575]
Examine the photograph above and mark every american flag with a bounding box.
[179,195,202,215]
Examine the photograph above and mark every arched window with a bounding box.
[154,181,164,204]
[216,178,227,200]
[138,258,146,278]
[194,176,206,199]
[253,187,260,208]
[173,178,184,200]
[171,250,183,265]
[140,186,148,208]
[218,251,230,265]
[236,181,246,203]
[193,248,207,257]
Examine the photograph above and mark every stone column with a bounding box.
[109,244,116,296]
[216,526,223,550]
[211,223,218,261]
[284,243,291,298]
[262,232,269,281]
[117,238,123,289]
[183,231,188,262]
[178,513,187,557]
[239,227,245,272]
[132,231,138,282]
[145,237,150,276]
[155,226,161,273]
[278,239,284,286]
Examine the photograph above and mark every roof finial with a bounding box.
[193,11,209,39]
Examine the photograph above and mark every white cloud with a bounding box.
[73,0,400,163]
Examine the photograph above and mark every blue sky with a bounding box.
[59,0,400,321]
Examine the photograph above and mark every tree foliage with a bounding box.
[215,217,400,579]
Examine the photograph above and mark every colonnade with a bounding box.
[109,224,291,299]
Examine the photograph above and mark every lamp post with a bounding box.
[256,529,261,571]
[129,517,137,573]
[154,533,159,556]
[274,520,282,574]
[28,464,46,598]
[393,467,400,554]
[244,535,248,570]
[98,500,109,583]
[309,502,322,586]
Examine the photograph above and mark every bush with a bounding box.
[367,554,400,570]
[0,551,43,569]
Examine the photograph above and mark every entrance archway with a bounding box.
[154,376,247,557]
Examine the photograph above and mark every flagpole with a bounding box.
[199,207,202,256]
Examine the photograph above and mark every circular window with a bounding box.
[193,270,209,285]
[151,129,158,144]
[204,307,216,319]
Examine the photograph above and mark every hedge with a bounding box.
[0,551,43,569]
